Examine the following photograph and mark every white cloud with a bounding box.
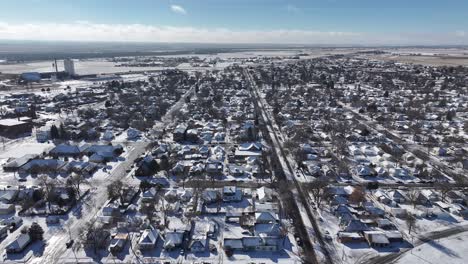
[0,21,466,45]
[286,4,300,13]
[170,5,187,15]
[455,30,466,37]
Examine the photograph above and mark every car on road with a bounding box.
[18,178,27,182]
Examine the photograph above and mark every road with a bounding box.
[244,69,333,264]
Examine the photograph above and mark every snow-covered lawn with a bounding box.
[0,142,54,159]
[396,231,468,264]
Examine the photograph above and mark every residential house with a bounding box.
[223,186,242,202]
[138,228,159,250]
[6,233,31,253]
[364,231,390,247]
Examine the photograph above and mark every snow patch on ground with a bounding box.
[396,231,468,264]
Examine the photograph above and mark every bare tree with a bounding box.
[107,180,123,201]
[349,186,366,205]
[406,213,417,235]
[67,173,88,197]
[406,190,420,209]
[434,182,451,201]
[306,178,330,208]
[38,175,57,212]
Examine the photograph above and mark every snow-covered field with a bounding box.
[396,231,468,264]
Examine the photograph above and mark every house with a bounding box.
[100,202,120,223]
[135,156,158,176]
[0,189,19,203]
[417,190,438,205]
[141,187,157,202]
[364,231,390,247]
[138,228,159,250]
[254,223,281,237]
[0,203,15,215]
[64,161,97,176]
[36,130,49,143]
[50,144,81,158]
[242,236,279,251]
[19,159,66,174]
[0,225,8,239]
[235,142,262,158]
[81,144,123,158]
[127,128,141,140]
[164,231,184,249]
[109,233,128,255]
[344,219,369,233]
[205,160,223,174]
[202,189,221,204]
[256,187,274,203]
[102,130,114,141]
[338,232,365,243]
[388,190,407,204]
[255,211,278,224]
[189,220,215,252]
[390,208,408,218]
[3,154,37,172]
[223,238,244,250]
[0,118,33,138]
[6,233,31,253]
[376,219,397,230]
[189,239,206,253]
[228,164,245,177]
[445,191,466,204]
[364,206,385,218]
[223,186,242,202]
[385,231,404,243]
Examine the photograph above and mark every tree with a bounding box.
[159,156,170,171]
[67,173,87,197]
[434,182,451,201]
[29,222,44,241]
[406,213,417,235]
[39,175,57,212]
[139,180,152,192]
[50,125,59,139]
[349,186,366,204]
[107,180,123,201]
[306,178,330,208]
[407,190,420,209]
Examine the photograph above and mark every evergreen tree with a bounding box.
[59,124,67,139]
[50,125,59,139]
[29,222,44,241]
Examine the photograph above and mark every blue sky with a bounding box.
[0,0,467,44]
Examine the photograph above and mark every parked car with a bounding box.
[46,216,60,225]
